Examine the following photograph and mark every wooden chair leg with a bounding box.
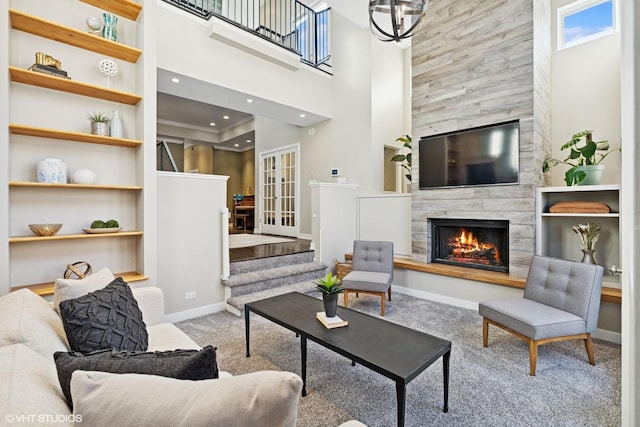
[529,339,538,376]
[380,293,386,316]
[584,333,596,365]
[482,318,489,348]
[388,287,392,301]
[343,291,349,308]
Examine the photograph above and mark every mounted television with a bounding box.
[418,120,520,189]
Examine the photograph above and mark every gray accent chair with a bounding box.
[342,241,394,316]
[479,255,604,376]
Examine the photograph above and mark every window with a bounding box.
[557,0,617,50]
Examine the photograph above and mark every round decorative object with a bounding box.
[72,169,96,185]
[99,59,118,77]
[29,223,62,236]
[86,16,103,33]
[64,261,93,279]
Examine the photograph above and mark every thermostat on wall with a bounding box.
[330,168,340,177]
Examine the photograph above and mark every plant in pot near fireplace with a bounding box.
[315,272,343,318]
[542,130,621,186]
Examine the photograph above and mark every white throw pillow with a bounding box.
[0,344,72,424]
[0,289,69,358]
[53,267,115,313]
[71,370,303,427]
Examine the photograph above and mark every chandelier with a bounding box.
[369,0,428,42]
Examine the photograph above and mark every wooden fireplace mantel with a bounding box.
[344,254,621,304]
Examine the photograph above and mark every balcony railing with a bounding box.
[163,0,331,70]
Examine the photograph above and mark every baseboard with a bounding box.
[392,285,622,344]
[164,302,227,323]
[392,285,478,310]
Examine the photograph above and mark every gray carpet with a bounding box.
[175,292,621,427]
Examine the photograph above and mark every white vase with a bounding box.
[109,110,123,138]
[72,169,96,185]
[37,158,67,183]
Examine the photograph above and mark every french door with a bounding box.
[259,145,299,237]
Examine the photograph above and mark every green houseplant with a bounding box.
[315,272,343,318]
[390,135,412,182]
[87,112,109,136]
[542,130,620,186]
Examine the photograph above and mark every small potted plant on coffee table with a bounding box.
[315,272,343,318]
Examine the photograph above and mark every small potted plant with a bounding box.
[87,112,109,136]
[315,272,343,318]
[542,130,621,186]
[573,222,601,264]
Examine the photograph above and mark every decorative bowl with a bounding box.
[29,223,62,236]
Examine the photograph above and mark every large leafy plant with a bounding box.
[542,130,620,186]
[315,272,343,295]
[390,135,412,182]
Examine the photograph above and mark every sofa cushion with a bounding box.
[53,267,115,313]
[147,323,201,351]
[55,345,218,407]
[71,370,303,427]
[59,278,148,354]
[0,344,71,426]
[0,289,69,358]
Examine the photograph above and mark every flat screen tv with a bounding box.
[418,120,520,189]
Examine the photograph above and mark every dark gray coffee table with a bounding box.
[245,292,451,427]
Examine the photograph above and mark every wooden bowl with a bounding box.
[29,223,62,236]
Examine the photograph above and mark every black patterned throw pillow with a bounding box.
[59,278,148,354]
[54,346,219,407]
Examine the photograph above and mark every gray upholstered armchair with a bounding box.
[341,240,394,316]
[479,255,604,376]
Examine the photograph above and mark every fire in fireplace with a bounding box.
[431,219,509,273]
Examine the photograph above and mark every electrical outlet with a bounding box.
[185,291,196,300]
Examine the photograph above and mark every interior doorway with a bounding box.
[259,144,300,237]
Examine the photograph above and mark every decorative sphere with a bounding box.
[99,59,118,77]
[72,169,96,185]
[86,16,103,32]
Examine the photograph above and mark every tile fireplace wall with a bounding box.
[411,0,552,277]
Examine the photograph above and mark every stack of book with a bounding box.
[316,312,348,329]
[28,63,70,79]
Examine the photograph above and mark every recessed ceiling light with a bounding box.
[299,113,306,118]
[209,122,216,126]
[171,77,180,83]
[223,115,230,120]
[246,139,252,143]
[246,99,254,103]
[234,143,240,147]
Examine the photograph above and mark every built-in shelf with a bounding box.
[541,213,620,218]
[10,271,148,296]
[9,230,143,243]
[9,66,142,105]
[79,0,143,21]
[9,9,141,63]
[9,181,142,191]
[345,254,622,304]
[10,124,142,148]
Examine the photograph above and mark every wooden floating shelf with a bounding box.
[9,230,143,243]
[79,0,143,21]
[345,254,622,304]
[10,124,142,148]
[10,9,141,63]
[9,66,142,105]
[10,271,148,296]
[9,181,142,191]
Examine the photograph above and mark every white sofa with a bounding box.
[0,286,304,427]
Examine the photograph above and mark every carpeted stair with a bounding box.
[224,251,327,316]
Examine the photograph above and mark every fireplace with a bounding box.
[431,219,509,273]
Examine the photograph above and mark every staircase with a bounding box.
[223,250,327,316]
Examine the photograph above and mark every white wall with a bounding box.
[551,0,622,187]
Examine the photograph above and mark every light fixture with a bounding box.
[223,115,229,120]
[369,0,428,42]
[171,77,180,83]
[246,98,254,103]
[299,113,306,118]
[209,122,216,126]
[234,143,240,147]
[246,139,252,143]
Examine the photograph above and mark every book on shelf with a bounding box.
[316,311,348,329]
[28,63,70,79]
